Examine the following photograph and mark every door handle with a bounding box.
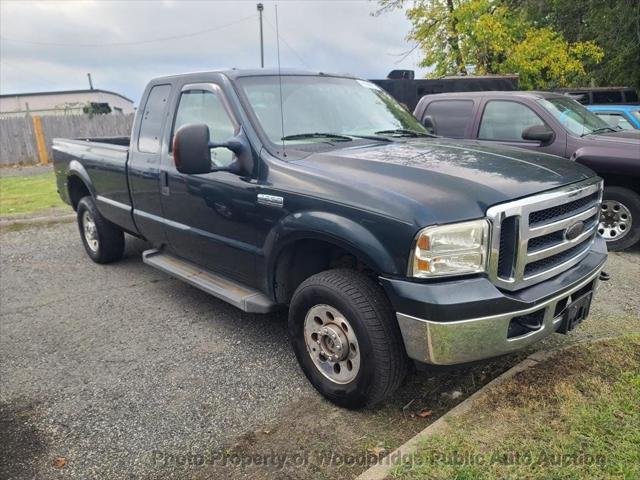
[160,170,170,196]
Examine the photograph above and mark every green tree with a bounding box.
[378,0,604,89]
[513,0,640,91]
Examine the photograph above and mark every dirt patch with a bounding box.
[0,398,50,479]
[154,360,517,480]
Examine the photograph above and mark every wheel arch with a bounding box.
[67,160,96,210]
[264,211,400,304]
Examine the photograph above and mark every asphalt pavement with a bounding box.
[1,222,313,478]
[1,221,639,479]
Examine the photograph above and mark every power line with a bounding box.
[0,60,60,88]
[0,15,254,48]
[263,16,312,70]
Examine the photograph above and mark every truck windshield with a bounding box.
[538,97,613,136]
[237,75,427,145]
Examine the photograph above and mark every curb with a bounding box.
[355,348,566,480]
[0,213,75,229]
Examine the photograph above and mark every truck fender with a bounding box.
[264,211,400,291]
[572,147,637,177]
[67,160,96,196]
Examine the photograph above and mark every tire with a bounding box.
[599,186,640,251]
[76,196,125,264]
[288,269,409,409]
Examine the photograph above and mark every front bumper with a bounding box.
[381,236,607,365]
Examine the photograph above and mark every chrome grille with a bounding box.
[487,178,603,291]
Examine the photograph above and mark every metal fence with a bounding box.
[0,114,134,166]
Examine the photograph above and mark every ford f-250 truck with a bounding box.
[53,69,607,408]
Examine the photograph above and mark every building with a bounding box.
[0,89,135,117]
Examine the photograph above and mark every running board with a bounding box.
[142,249,277,313]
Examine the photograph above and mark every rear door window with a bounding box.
[478,100,545,141]
[423,100,474,138]
[138,84,172,153]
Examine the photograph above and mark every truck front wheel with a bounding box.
[599,186,640,251]
[288,269,409,409]
[76,196,125,264]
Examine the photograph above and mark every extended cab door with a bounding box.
[128,82,174,244]
[159,82,260,287]
[473,98,566,156]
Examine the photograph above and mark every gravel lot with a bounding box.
[1,221,638,479]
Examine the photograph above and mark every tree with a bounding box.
[513,0,640,91]
[378,0,604,89]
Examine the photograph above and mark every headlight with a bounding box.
[410,219,490,278]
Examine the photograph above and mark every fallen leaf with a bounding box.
[417,409,433,418]
[53,457,66,469]
[368,446,387,456]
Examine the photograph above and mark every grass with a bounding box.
[392,335,640,480]
[0,172,64,216]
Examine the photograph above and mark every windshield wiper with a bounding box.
[374,128,436,138]
[281,132,353,142]
[581,126,618,137]
[344,133,393,142]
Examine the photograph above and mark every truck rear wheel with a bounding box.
[76,196,125,264]
[288,269,409,409]
[599,186,640,251]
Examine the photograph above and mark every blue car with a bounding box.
[587,105,640,130]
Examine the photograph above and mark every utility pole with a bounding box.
[87,73,94,90]
[257,3,264,68]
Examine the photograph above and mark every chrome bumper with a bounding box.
[396,265,604,365]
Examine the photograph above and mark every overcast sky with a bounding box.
[0,0,428,105]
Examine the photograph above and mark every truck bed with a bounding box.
[52,137,136,233]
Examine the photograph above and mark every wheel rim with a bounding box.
[82,210,99,252]
[303,304,361,384]
[598,200,632,241]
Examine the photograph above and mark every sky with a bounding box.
[0,0,429,105]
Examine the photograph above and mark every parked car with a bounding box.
[54,70,607,408]
[587,105,640,130]
[414,91,640,250]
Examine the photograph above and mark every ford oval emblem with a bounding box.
[565,221,585,241]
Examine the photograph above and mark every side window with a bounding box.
[479,101,545,141]
[595,113,634,130]
[592,91,623,104]
[138,84,171,153]
[172,89,237,167]
[424,100,474,138]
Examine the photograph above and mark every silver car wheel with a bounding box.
[599,200,632,240]
[303,304,361,385]
[82,210,99,252]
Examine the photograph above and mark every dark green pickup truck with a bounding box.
[53,70,607,408]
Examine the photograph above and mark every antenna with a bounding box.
[275,4,286,157]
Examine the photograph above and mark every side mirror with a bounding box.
[522,125,554,145]
[173,124,254,176]
[173,124,211,175]
[422,115,437,135]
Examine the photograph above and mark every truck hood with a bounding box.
[292,138,596,226]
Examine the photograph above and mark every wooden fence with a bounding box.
[0,114,134,166]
